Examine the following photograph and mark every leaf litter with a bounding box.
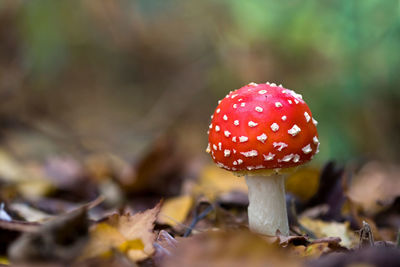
[0,134,399,266]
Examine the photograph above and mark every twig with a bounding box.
[183,204,214,237]
[358,220,374,248]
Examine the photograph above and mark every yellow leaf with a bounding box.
[0,149,25,182]
[81,202,161,262]
[17,179,53,199]
[289,243,329,258]
[0,256,9,265]
[0,150,53,197]
[158,195,193,226]
[194,165,247,200]
[118,239,145,252]
[285,167,319,202]
[83,223,125,259]
[299,217,357,248]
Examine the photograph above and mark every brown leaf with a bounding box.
[162,230,300,267]
[81,202,161,262]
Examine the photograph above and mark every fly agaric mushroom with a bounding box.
[207,82,319,236]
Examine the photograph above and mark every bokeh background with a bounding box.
[1,0,400,164]
[0,0,400,193]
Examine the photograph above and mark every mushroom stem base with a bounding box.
[245,174,289,236]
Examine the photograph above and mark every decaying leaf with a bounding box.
[81,202,161,262]
[299,217,357,248]
[157,195,193,227]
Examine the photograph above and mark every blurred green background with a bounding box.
[1,0,399,166]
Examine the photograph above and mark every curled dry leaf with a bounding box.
[81,202,161,262]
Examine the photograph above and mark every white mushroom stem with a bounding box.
[245,174,289,236]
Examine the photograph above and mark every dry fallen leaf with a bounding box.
[193,165,247,201]
[81,202,161,262]
[293,243,330,258]
[157,195,193,227]
[299,217,357,248]
[162,230,300,267]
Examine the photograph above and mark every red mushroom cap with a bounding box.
[207,82,319,172]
